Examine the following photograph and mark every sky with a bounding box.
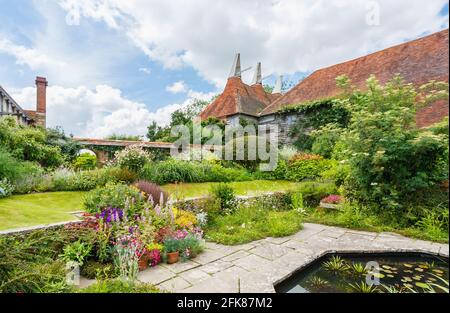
[0,0,448,138]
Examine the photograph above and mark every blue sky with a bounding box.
[0,0,448,137]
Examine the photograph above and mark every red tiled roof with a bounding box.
[261,29,449,115]
[23,110,37,121]
[72,138,220,150]
[199,77,281,120]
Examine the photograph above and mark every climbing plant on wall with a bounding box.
[278,98,350,151]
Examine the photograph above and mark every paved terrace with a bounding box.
[81,223,449,293]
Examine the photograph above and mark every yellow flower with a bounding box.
[147,243,163,251]
[172,207,197,228]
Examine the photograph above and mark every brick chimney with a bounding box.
[35,76,47,127]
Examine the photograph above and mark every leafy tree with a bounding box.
[146,97,219,143]
[0,117,64,168]
[46,126,82,162]
[146,122,170,142]
[337,75,449,213]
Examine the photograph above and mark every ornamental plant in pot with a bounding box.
[163,238,180,264]
[138,249,149,271]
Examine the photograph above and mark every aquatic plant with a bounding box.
[380,284,406,293]
[427,274,449,293]
[322,256,350,273]
[403,274,449,293]
[350,262,368,276]
[348,281,378,293]
[307,276,329,289]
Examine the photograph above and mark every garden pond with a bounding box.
[275,252,449,293]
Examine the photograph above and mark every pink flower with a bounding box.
[174,229,189,240]
[321,195,343,204]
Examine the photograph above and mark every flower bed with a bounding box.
[59,180,207,282]
[319,195,344,210]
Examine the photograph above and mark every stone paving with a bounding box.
[130,223,448,293]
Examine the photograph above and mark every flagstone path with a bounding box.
[131,223,448,293]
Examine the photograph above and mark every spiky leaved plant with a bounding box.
[348,281,378,293]
[322,256,350,273]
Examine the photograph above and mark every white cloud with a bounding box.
[0,39,65,70]
[166,80,188,94]
[56,0,448,88]
[138,67,151,74]
[9,84,215,138]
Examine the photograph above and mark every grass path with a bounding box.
[0,191,85,230]
[0,180,302,231]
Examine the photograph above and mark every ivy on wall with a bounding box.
[277,98,350,151]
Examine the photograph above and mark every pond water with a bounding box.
[275,252,449,293]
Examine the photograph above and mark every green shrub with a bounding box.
[140,159,207,184]
[338,76,449,212]
[286,153,333,181]
[73,153,97,171]
[140,159,255,185]
[81,260,117,279]
[206,164,253,182]
[320,163,350,187]
[0,116,64,168]
[223,135,276,171]
[0,260,70,293]
[83,182,144,215]
[107,167,138,184]
[59,240,92,266]
[0,178,14,198]
[0,227,96,293]
[179,234,204,259]
[114,145,153,173]
[254,159,288,180]
[296,182,337,207]
[163,238,181,253]
[278,145,298,161]
[247,192,292,211]
[311,123,344,158]
[210,183,236,215]
[78,279,159,293]
[0,147,42,184]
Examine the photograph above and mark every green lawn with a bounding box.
[0,180,301,231]
[162,180,302,199]
[0,192,85,230]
